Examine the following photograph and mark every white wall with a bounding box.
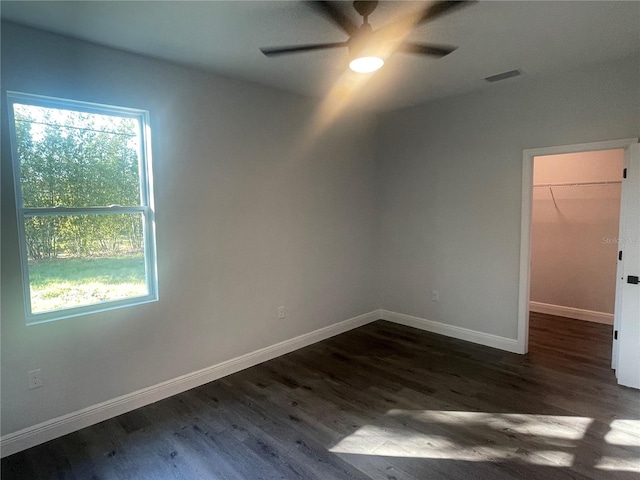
[376,55,640,340]
[0,23,379,436]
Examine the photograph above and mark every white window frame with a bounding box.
[7,92,158,324]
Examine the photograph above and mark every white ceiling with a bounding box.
[2,1,639,111]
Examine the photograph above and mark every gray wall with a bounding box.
[3,20,640,440]
[376,56,640,339]
[0,23,379,435]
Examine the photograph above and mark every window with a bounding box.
[7,92,158,323]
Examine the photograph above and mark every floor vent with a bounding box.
[484,69,522,83]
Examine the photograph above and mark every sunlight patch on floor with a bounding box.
[595,456,640,472]
[604,419,640,446]
[329,410,640,471]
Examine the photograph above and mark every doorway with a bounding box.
[517,138,640,388]
[529,149,623,371]
[530,150,623,323]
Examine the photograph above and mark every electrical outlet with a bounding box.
[277,305,286,319]
[431,290,440,302]
[27,369,43,389]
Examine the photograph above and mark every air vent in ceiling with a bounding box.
[484,69,522,83]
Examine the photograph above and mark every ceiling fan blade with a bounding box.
[398,43,457,57]
[260,42,348,57]
[417,1,476,26]
[376,1,474,38]
[308,1,358,36]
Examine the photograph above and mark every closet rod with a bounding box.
[533,180,622,188]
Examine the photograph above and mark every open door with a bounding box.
[614,143,640,389]
[612,149,631,371]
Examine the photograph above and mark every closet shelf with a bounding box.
[533,180,621,188]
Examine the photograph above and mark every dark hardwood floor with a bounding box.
[2,314,639,479]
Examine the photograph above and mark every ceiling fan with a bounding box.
[260,1,473,73]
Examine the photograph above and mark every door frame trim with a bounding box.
[517,138,638,355]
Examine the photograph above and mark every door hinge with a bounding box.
[614,330,618,340]
[623,168,627,179]
[619,251,623,261]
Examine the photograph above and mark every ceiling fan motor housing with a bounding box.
[348,22,375,56]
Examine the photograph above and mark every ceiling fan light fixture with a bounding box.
[349,55,384,73]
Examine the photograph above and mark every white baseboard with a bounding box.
[0,310,382,458]
[380,310,521,354]
[529,301,613,325]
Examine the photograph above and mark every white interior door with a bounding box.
[615,143,640,389]
[612,149,631,370]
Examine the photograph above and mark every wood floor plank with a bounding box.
[2,314,639,479]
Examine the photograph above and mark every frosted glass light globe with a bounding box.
[349,56,384,73]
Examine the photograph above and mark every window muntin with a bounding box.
[8,93,158,323]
